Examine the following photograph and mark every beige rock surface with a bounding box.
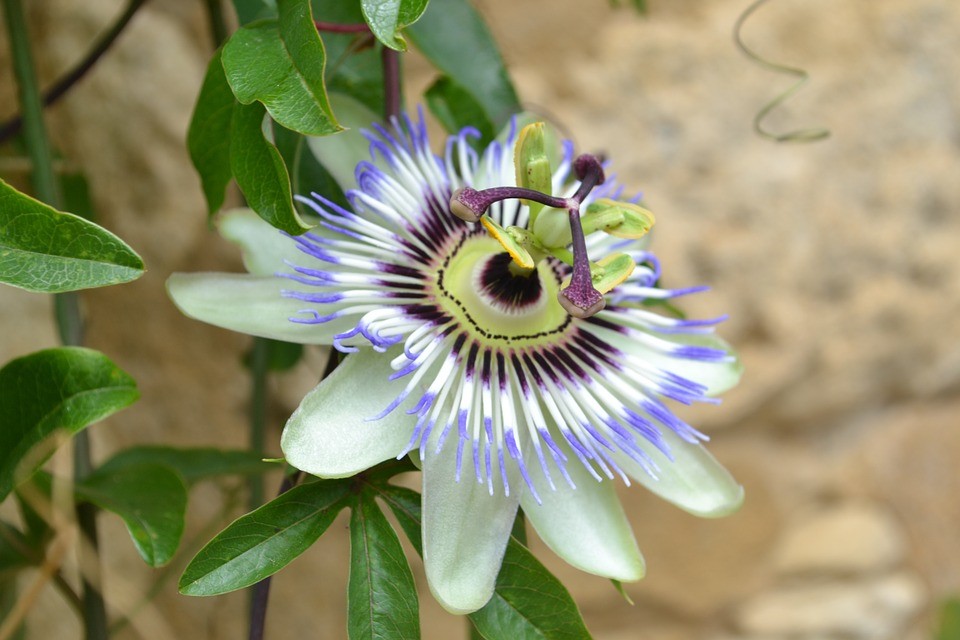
[2,0,959,638]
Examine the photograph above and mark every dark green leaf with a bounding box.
[179,478,350,595]
[230,101,310,234]
[59,171,95,222]
[937,597,960,640]
[232,0,277,24]
[221,0,341,136]
[470,541,592,640]
[99,446,276,485]
[272,123,350,216]
[0,348,139,502]
[426,75,495,145]
[348,492,420,640]
[188,50,236,217]
[361,0,429,51]
[0,180,144,293]
[0,521,34,575]
[407,0,520,129]
[14,472,53,549]
[377,485,422,556]
[377,485,592,640]
[311,0,386,114]
[76,463,187,567]
[0,575,26,640]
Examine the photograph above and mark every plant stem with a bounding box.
[381,46,401,121]
[0,0,148,145]
[248,337,269,511]
[247,471,303,640]
[2,2,105,637]
[203,0,229,47]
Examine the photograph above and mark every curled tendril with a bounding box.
[734,0,830,143]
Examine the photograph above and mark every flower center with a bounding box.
[433,235,569,345]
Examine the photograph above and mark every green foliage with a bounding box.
[374,483,593,640]
[360,0,429,51]
[188,49,235,217]
[75,463,187,567]
[313,0,386,115]
[0,180,144,293]
[230,101,310,234]
[348,490,420,640]
[272,123,350,214]
[232,0,278,24]
[0,521,34,574]
[179,477,350,595]
[0,348,139,502]
[425,75,495,145]
[937,598,960,640]
[470,542,593,640]
[221,0,341,137]
[99,446,276,485]
[408,0,520,129]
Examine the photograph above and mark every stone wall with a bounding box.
[1,0,958,637]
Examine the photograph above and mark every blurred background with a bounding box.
[1,0,958,637]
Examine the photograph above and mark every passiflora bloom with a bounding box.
[167,109,743,614]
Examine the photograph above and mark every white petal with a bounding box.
[281,348,415,477]
[166,273,354,343]
[218,208,316,276]
[422,440,520,614]
[612,427,744,518]
[306,93,382,193]
[520,447,645,581]
[603,327,743,396]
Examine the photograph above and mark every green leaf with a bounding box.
[230,101,310,234]
[221,0,341,137]
[408,0,520,129]
[59,171,95,222]
[0,180,144,293]
[377,485,591,640]
[75,463,187,567]
[425,75,495,145]
[272,123,349,215]
[232,0,277,24]
[0,348,139,502]
[188,50,236,217]
[14,473,53,550]
[312,0,385,115]
[0,575,26,640]
[99,447,276,485]
[937,597,960,640]
[0,521,34,575]
[179,478,350,595]
[361,0,429,51]
[469,542,592,640]
[348,492,420,640]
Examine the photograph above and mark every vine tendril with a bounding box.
[733,0,830,143]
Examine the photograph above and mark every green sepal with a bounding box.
[374,485,593,639]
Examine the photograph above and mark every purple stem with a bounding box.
[381,46,401,121]
[314,21,370,33]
